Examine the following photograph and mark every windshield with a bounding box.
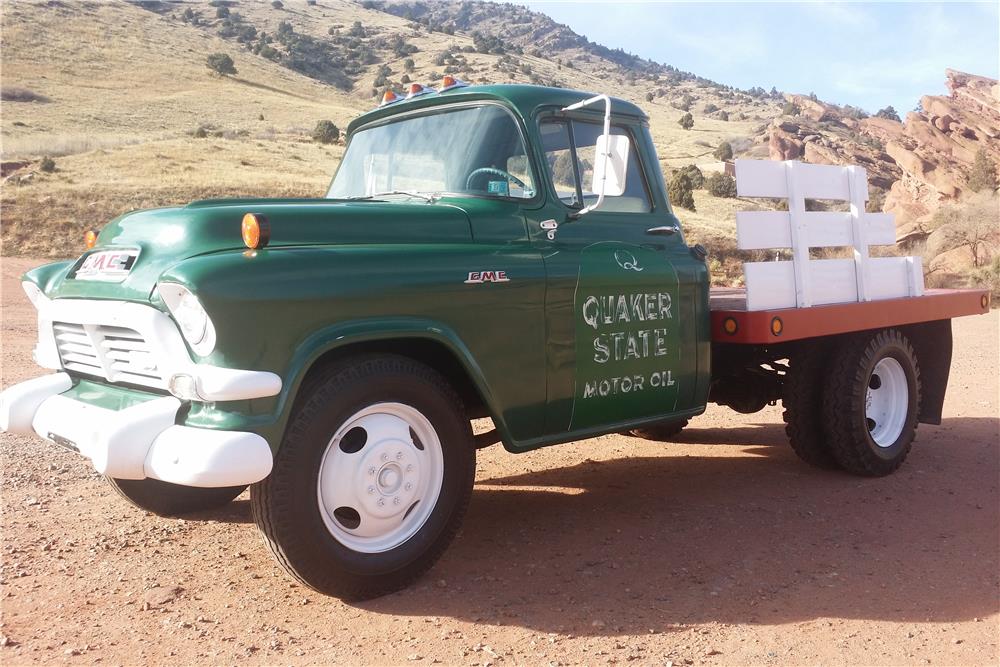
[328,105,536,200]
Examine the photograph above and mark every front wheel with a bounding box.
[251,355,475,600]
[822,329,921,476]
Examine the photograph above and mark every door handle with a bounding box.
[646,225,680,236]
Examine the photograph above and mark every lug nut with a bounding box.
[406,464,413,472]
[396,451,403,460]
[381,453,388,462]
[393,497,401,505]
[367,486,376,494]
[368,467,376,476]
[377,498,385,507]
[404,483,412,491]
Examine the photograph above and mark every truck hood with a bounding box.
[39,198,473,301]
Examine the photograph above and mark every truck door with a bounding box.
[529,116,706,435]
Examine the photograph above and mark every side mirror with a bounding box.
[591,133,629,198]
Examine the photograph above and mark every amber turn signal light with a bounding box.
[722,317,738,336]
[770,316,784,337]
[241,213,270,250]
[982,294,990,310]
[84,229,98,250]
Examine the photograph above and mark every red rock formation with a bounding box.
[883,70,1000,228]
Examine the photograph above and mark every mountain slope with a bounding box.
[2,0,996,291]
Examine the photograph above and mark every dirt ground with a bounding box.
[1,255,997,666]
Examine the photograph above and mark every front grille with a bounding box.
[53,322,165,389]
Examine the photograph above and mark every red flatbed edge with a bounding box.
[710,287,991,344]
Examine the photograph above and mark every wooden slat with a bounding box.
[735,159,787,198]
[743,261,795,310]
[808,258,859,305]
[794,161,856,200]
[736,211,790,249]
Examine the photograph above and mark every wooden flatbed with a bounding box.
[710,287,991,344]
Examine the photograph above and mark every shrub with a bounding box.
[713,141,733,161]
[312,120,340,144]
[39,156,56,173]
[193,126,209,138]
[672,94,693,112]
[969,256,1000,301]
[0,87,50,103]
[968,148,998,193]
[271,0,284,8]
[706,172,737,198]
[703,103,719,114]
[677,164,704,189]
[782,101,800,115]
[668,173,696,211]
[678,112,694,130]
[875,105,901,122]
[216,6,229,18]
[403,58,415,71]
[718,110,729,121]
[206,52,237,76]
[645,92,654,103]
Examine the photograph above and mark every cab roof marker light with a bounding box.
[405,83,436,100]
[378,90,401,108]
[439,75,468,92]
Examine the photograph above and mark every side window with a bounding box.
[538,119,652,213]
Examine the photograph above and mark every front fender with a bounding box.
[159,245,548,450]
[275,316,507,443]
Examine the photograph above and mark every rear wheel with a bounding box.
[782,346,840,469]
[251,355,475,600]
[627,419,689,441]
[822,329,921,476]
[107,477,246,517]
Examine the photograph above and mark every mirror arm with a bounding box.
[561,94,612,217]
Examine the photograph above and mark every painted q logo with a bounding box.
[614,249,643,272]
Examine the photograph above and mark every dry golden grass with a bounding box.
[1,0,780,259]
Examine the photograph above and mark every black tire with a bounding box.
[107,477,246,517]
[627,419,689,441]
[821,329,921,477]
[782,346,840,469]
[251,355,476,600]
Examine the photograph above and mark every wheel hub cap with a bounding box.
[865,357,908,448]
[317,403,444,553]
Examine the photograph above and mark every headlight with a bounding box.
[157,282,217,357]
[175,291,208,344]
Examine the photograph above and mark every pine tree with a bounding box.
[713,141,733,161]
[668,173,696,211]
[968,148,998,192]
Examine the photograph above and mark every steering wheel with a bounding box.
[465,167,527,192]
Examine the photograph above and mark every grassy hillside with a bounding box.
[2,0,780,262]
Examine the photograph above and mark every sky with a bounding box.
[507,1,1000,115]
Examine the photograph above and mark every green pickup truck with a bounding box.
[1,82,988,600]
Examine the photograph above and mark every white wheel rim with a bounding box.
[317,402,444,553]
[865,357,909,448]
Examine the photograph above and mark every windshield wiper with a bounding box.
[348,191,438,203]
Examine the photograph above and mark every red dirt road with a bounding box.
[2,256,998,665]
